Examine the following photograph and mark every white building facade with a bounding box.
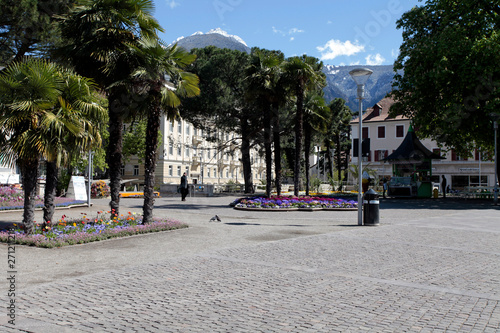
[122,115,266,187]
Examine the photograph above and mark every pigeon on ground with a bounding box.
[209,215,221,222]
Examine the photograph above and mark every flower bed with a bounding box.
[0,186,85,211]
[232,195,358,211]
[0,211,188,248]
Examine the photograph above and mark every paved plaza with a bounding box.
[0,195,499,332]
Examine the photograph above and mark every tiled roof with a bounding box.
[351,96,408,123]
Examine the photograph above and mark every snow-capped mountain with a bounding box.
[173,28,251,54]
[174,29,397,111]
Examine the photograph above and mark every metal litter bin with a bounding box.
[363,189,380,226]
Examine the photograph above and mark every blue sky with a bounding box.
[155,0,422,67]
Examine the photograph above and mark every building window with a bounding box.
[169,141,173,155]
[362,127,369,139]
[185,167,189,175]
[168,165,173,176]
[177,166,181,176]
[121,166,125,176]
[207,168,211,178]
[186,146,190,157]
[177,121,182,134]
[374,150,388,162]
[186,124,190,135]
[169,121,174,132]
[451,150,467,161]
[377,126,385,138]
[133,165,139,176]
[178,146,182,156]
[396,125,405,138]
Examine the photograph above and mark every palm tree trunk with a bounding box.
[21,159,39,235]
[43,161,58,230]
[106,90,124,219]
[294,87,304,196]
[272,105,282,196]
[264,107,272,197]
[142,99,162,224]
[240,116,253,193]
[304,121,311,196]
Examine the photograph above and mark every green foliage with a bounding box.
[310,176,322,193]
[182,46,252,133]
[122,119,162,163]
[391,0,500,155]
[0,0,70,65]
[348,164,377,182]
[56,169,72,196]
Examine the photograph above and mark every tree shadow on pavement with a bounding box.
[380,197,499,210]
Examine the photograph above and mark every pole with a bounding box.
[87,149,92,207]
[494,120,498,204]
[357,85,364,226]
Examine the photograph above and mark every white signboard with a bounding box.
[67,176,87,201]
[0,173,20,184]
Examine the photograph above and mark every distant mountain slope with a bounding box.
[322,65,397,111]
[173,29,397,111]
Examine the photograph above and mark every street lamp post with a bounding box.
[350,68,373,226]
[493,116,499,205]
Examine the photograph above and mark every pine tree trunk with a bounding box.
[325,142,333,180]
[142,99,161,224]
[106,90,124,219]
[240,116,253,193]
[43,161,58,230]
[272,106,282,196]
[21,159,39,235]
[294,87,304,196]
[336,132,342,184]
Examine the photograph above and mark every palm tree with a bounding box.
[0,58,103,234]
[127,38,199,223]
[58,0,162,219]
[245,48,285,197]
[303,92,330,195]
[42,68,106,230]
[282,55,326,195]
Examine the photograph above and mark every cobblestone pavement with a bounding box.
[0,196,499,332]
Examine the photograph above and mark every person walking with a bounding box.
[441,175,447,198]
[382,178,388,198]
[180,172,189,201]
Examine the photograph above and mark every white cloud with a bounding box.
[273,26,304,37]
[165,0,180,9]
[350,61,361,66]
[316,40,365,60]
[290,37,295,41]
[365,53,386,65]
[272,26,284,35]
[289,28,304,34]
[327,20,333,25]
